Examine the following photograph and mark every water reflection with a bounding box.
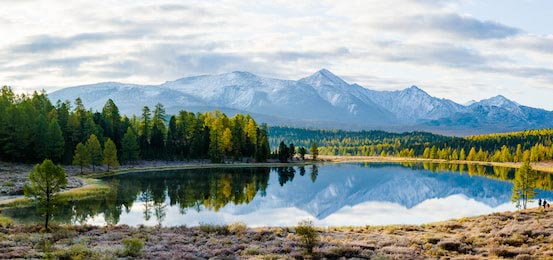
[3,163,553,227]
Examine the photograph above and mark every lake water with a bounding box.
[3,162,553,227]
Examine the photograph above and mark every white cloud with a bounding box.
[0,0,552,109]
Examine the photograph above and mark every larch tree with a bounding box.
[511,161,538,209]
[86,134,102,171]
[121,127,140,164]
[103,138,119,172]
[72,142,90,174]
[46,120,65,162]
[310,143,319,161]
[23,159,67,231]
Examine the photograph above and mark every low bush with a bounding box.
[0,215,14,227]
[295,219,319,255]
[54,244,99,260]
[122,237,144,257]
[228,222,247,234]
[199,223,230,234]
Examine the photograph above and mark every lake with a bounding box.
[3,162,553,227]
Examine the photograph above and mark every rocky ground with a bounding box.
[0,208,552,259]
[0,162,84,196]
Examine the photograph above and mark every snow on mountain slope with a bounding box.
[48,82,206,115]
[299,69,396,124]
[362,85,466,123]
[48,69,553,133]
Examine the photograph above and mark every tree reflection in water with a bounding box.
[2,163,552,226]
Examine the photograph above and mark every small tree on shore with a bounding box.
[103,138,119,172]
[23,159,67,231]
[298,147,307,160]
[511,161,538,209]
[310,143,319,161]
[72,142,90,174]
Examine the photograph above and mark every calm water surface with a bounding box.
[3,162,553,227]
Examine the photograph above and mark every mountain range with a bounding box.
[49,69,553,135]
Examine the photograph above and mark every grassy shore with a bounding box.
[319,155,553,174]
[0,208,551,259]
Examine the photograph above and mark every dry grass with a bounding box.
[0,208,552,259]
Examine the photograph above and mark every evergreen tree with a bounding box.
[72,142,90,174]
[298,147,307,160]
[278,141,289,163]
[34,114,49,160]
[139,106,151,159]
[166,115,178,160]
[121,127,140,164]
[511,161,538,209]
[103,138,119,172]
[23,159,67,231]
[86,134,102,171]
[289,143,296,161]
[310,143,319,161]
[46,120,65,162]
[101,99,122,149]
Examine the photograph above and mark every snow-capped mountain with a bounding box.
[362,85,466,123]
[48,69,553,135]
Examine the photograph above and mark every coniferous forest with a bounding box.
[269,126,553,163]
[0,86,270,165]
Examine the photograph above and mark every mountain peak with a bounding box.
[402,85,429,95]
[477,95,519,107]
[300,69,348,86]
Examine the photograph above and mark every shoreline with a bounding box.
[2,157,552,207]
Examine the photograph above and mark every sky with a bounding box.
[1,0,552,109]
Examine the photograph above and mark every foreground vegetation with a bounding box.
[0,208,552,259]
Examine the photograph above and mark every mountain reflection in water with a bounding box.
[3,162,553,227]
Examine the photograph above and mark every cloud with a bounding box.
[379,13,521,39]
[0,0,552,109]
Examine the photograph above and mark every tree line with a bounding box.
[0,86,270,167]
[269,126,553,163]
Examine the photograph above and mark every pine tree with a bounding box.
[46,120,65,162]
[289,143,296,161]
[86,134,102,171]
[310,143,319,161]
[299,147,307,160]
[511,161,537,209]
[121,127,140,164]
[23,159,67,231]
[103,138,119,172]
[72,142,90,174]
[278,141,289,163]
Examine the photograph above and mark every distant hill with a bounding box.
[49,69,553,135]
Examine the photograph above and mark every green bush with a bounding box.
[122,237,144,257]
[54,244,99,260]
[0,216,14,227]
[199,223,230,234]
[296,219,319,255]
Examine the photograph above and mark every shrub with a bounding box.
[122,237,144,257]
[295,219,319,255]
[243,246,262,255]
[228,222,247,234]
[0,216,14,227]
[199,223,230,234]
[54,244,99,260]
